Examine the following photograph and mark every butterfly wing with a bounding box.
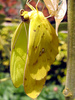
[25,11,59,80]
[24,57,46,99]
[24,11,58,99]
[10,22,28,87]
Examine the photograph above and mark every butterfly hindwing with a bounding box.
[24,57,46,99]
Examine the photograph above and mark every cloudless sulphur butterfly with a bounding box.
[10,2,59,99]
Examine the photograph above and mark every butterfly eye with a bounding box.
[20,10,29,22]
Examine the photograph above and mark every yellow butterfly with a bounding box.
[10,2,59,99]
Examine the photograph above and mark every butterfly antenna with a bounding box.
[35,0,40,11]
[26,0,35,10]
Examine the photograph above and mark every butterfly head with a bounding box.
[20,9,30,22]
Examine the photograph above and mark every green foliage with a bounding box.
[0,13,5,18]
[0,73,65,100]
[58,32,67,42]
[0,25,17,72]
[0,4,5,24]
[38,85,65,100]
[0,73,27,100]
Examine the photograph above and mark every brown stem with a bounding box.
[63,0,75,100]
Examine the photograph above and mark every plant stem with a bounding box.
[63,0,75,100]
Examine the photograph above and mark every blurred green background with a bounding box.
[0,0,67,100]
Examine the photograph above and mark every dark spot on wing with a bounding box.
[38,25,40,27]
[34,30,36,32]
[50,49,52,52]
[42,48,45,53]
[39,51,42,56]
[39,48,45,56]
[35,46,37,49]
[33,45,38,50]
[47,58,50,61]
[32,45,34,48]
[24,78,27,80]
[41,33,45,38]
[43,33,45,35]
[33,60,38,65]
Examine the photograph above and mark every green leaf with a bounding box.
[0,14,5,24]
